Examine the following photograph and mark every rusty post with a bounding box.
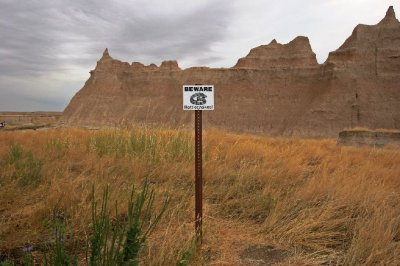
[195,109,203,240]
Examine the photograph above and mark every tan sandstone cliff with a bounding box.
[62,7,400,137]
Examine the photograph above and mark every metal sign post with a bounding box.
[183,85,214,240]
[194,109,202,239]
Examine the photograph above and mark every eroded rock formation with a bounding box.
[62,7,400,137]
[234,36,318,69]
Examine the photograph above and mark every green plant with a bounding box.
[167,132,193,161]
[87,181,169,265]
[4,144,43,187]
[6,143,23,164]
[23,253,34,266]
[0,260,14,266]
[176,236,197,266]
[44,211,77,266]
[16,153,43,187]
[45,138,71,154]
[127,131,159,161]
[86,132,128,158]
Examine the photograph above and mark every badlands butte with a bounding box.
[62,7,400,137]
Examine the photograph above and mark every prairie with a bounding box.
[0,128,399,265]
[0,112,62,131]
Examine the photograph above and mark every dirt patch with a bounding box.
[240,245,290,265]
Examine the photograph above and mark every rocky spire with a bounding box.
[269,39,278,45]
[378,6,399,25]
[100,48,111,60]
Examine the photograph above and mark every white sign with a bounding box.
[183,85,214,110]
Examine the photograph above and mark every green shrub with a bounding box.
[167,132,193,161]
[3,144,43,187]
[0,260,14,266]
[127,131,158,161]
[16,153,43,187]
[23,253,34,266]
[87,181,169,265]
[45,138,71,154]
[6,143,23,164]
[176,236,197,266]
[44,213,77,266]
[35,182,169,265]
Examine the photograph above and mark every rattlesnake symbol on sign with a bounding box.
[190,93,207,105]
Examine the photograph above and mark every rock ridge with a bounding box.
[234,36,318,69]
[62,6,400,137]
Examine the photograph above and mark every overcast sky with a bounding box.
[0,0,398,111]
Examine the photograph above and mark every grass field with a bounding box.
[0,128,399,265]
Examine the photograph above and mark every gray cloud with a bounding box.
[0,0,233,111]
[0,0,233,77]
[108,1,234,65]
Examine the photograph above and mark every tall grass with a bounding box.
[44,212,77,266]
[85,182,168,265]
[0,128,399,265]
[85,129,193,162]
[6,143,23,164]
[1,144,43,186]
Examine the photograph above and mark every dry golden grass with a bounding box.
[0,128,399,265]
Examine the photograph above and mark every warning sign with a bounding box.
[183,85,214,110]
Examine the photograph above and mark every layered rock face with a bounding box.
[62,7,400,137]
[295,6,400,136]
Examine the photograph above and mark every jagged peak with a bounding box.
[131,61,144,67]
[233,35,317,69]
[288,36,311,46]
[99,48,112,61]
[103,48,109,56]
[147,63,158,70]
[269,39,278,45]
[333,6,399,51]
[263,36,312,49]
[378,6,399,25]
[251,36,312,52]
[160,60,181,70]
